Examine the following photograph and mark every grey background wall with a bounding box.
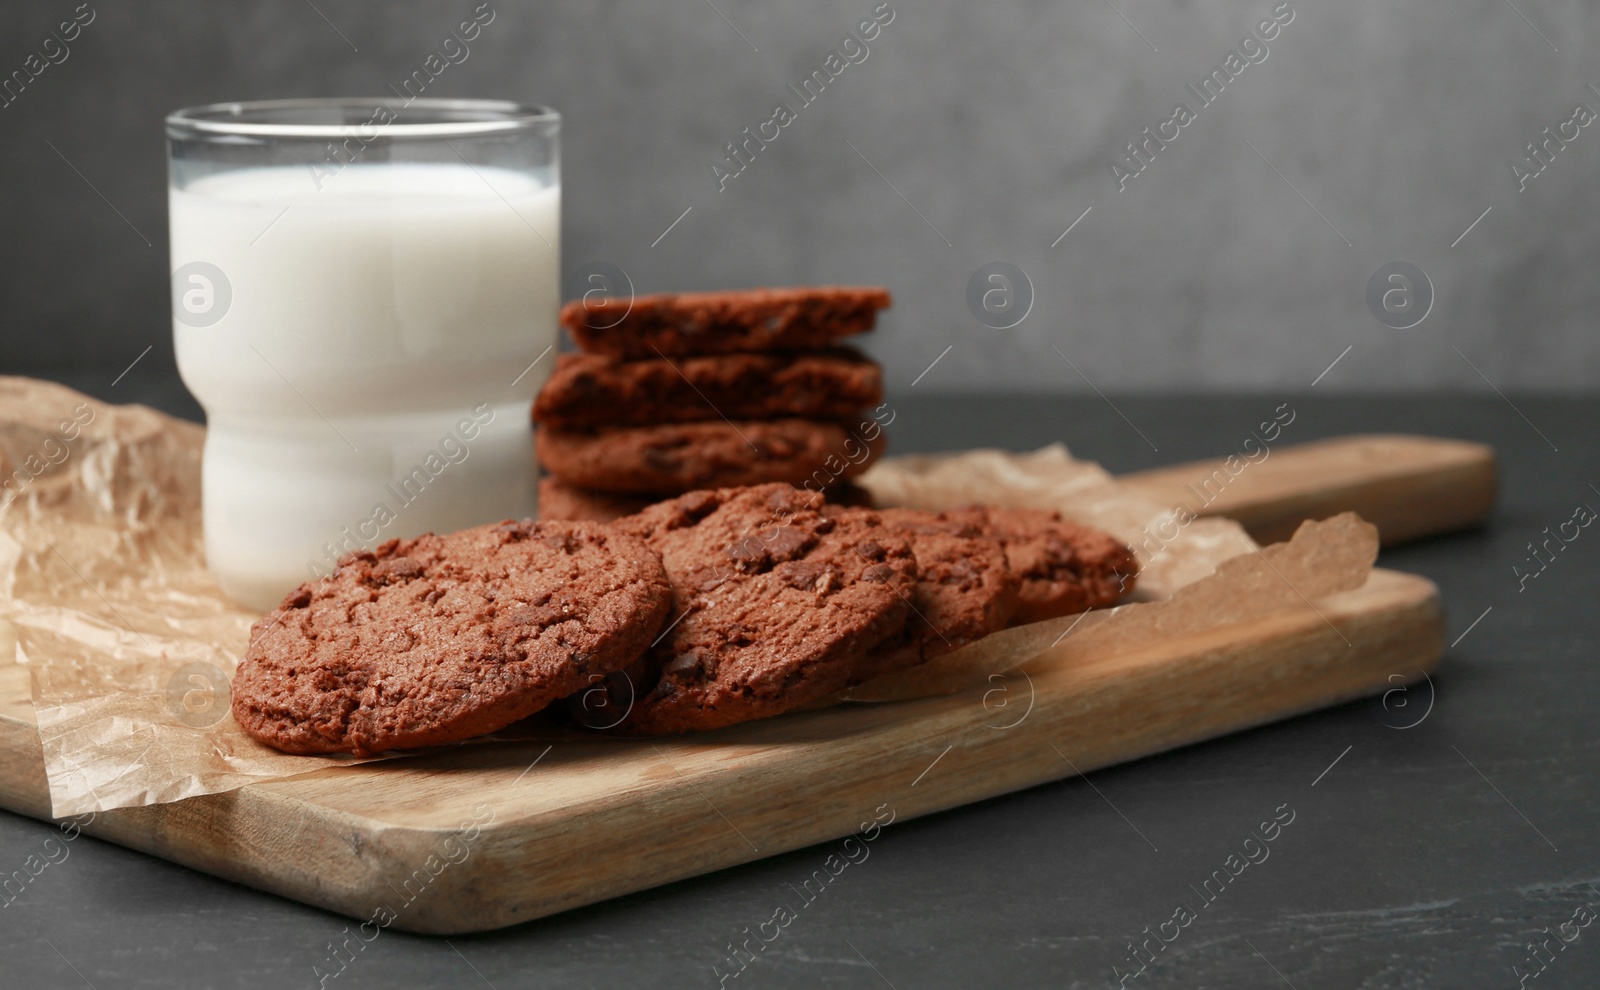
[1,0,1596,394]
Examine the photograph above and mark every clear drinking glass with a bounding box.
[167,98,560,610]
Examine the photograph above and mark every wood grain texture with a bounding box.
[1117,434,1496,546]
[0,569,1441,934]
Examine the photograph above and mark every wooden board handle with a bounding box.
[1117,434,1496,547]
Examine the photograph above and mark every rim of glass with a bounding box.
[167,98,558,139]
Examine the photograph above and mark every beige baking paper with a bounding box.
[0,378,1372,817]
[0,378,415,818]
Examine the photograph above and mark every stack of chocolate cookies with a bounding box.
[533,286,893,522]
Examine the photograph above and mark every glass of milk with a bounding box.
[167,99,559,610]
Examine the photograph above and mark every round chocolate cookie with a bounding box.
[560,286,891,359]
[852,507,1021,679]
[537,476,664,523]
[823,481,876,509]
[532,348,883,430]
[231,519,672,755]
[604,484,918,733]
[940,506,1138,624]
[537,418,885,494]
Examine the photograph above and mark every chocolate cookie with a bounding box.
[853,507,1021,677]
[561,286,891,358]
[824,481,876,509]
[537,476,870,523]
[603,484,918,733]
[537,418,885,494]
[533,348,883,429]
[940,506,1138,624]
[231,520,672,755]
[537,476,663,523]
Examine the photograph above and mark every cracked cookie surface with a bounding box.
[560,286,890,358]
[537,418,884,494]
[853,506,1021,678]
[605,484,917,733]
[939,506,1139,624]
[232,519,671,755]
[533,348,882,429]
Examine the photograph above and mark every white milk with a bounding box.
[171,163,559,610]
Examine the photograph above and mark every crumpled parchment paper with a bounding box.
[0,378,409,817]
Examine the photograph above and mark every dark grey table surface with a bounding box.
[4,374,1597,990]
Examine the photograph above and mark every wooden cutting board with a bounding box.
[0,435,1490,934]
[1119,434,1496,546]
